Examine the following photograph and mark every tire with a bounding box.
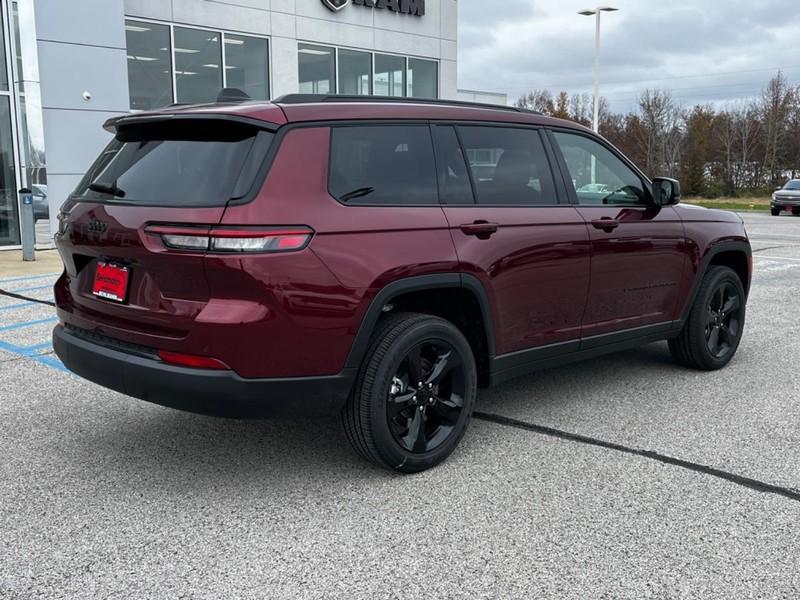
[341,312,477,473]
[793,208,800,216]
[668,266,746,370]
[771,207,781,216]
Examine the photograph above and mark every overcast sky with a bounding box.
[458,0,800,111]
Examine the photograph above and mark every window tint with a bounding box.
[329,126,438,205]
[408,58,437,99]
[174,27,222,104]
[224,34,270,100]
[125,20,173,111]
[74,121,273,207]
[338,49,371,95]
[432,126,473,204]
[374,54,406,97]
[299,44,335,94]
[553,131,647,206]
[458,126,557,205]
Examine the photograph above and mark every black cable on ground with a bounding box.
[0,288,56,307]
[474,411,800,504]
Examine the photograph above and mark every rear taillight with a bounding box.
[157,350,229,370]
[145,225,313,253]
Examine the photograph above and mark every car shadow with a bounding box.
[64,342,684,484]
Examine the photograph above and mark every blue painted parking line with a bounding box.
[0,272,60,284]
[0,317,58,332]
[21,341,53,353]
[0,339,68,373]
[0,299,55,311]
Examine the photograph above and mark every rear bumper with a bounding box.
[53,325,355,418]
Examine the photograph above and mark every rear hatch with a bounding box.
[55,115,275,343]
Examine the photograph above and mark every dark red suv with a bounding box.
[53,95,751,472]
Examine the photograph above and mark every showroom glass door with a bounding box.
[0,0,20,247]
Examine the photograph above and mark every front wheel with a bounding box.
[793,208,800,216]
[771,207,781,216]
[341,313,477,473]
[668,266,746,370]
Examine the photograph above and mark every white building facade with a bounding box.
[0,0,504,249]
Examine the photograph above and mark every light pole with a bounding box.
[579,6,618,133]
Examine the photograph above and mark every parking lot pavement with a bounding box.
[2,212,800,598]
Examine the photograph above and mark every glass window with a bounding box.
[174,27,222,104]
[0,8,8,92]
[125,20,173,110]
[432,126,473,204]
[75,120,273,207]
[0,98,19,245]
[224,34,269,100]
[408,58,437,99]
[338,49,371,95]
[458,126,557,206]
[298,44,335,94]
[329,125,438,205]
[374,54,405,97]
[553,132,646,205]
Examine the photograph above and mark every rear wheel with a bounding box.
[669,266,746,370]
[771,207,781,216]
[341,312,477,473]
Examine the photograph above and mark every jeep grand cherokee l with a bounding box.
[53,95,751,473]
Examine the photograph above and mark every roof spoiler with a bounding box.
[103,112,278,134]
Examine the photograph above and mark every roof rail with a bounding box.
[272,94,540,115]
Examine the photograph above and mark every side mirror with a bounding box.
[652,177,681,206]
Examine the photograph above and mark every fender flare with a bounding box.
[344,273,496,370]
[678,239,752,325]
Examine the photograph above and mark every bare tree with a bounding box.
[515,89,553,113]
[514,71,800,196]
[636,89,684,177]
[759,71,795,186]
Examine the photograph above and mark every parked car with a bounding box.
[32,184,49,222]
[771,180,800,215]
[52,95,751,472]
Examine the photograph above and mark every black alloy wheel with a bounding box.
[341,312,477,473]
[387,341,467,454]
[704,281,743,359]
[669,265,746,370]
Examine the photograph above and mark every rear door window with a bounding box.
[329,125,438,205]
[74,119,274,207]
[432,125,474,204]
[458,126,558,206]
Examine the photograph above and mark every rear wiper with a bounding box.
[339,187,375,202]
[88,181,126,198]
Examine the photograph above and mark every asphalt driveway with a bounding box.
[1,212,799,599]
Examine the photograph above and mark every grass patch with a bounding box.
[683,197,770,211]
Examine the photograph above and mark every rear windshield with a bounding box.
[74,119,274,207]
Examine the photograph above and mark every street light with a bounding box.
[579,6,618,133]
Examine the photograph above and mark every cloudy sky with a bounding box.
[458,0,800,111]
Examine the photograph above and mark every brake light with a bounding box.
[157,350,230,370]
[145,225,313,253]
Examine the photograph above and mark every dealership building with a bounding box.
[0,0,505,250]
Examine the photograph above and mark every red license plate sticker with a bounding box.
[92,262,130,303]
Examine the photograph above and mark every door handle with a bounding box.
[459,221,499,239]
[591,218,620,233]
